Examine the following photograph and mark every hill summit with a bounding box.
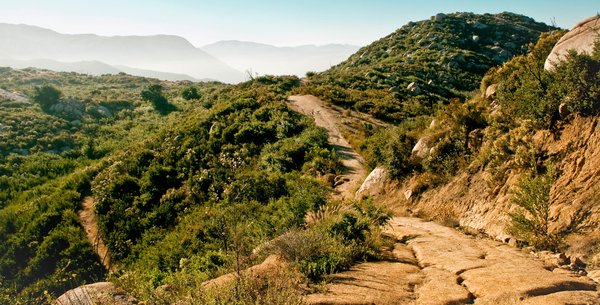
[301,12,556,121]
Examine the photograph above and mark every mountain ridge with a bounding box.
[0,23,245,82]
[202,40,359,76]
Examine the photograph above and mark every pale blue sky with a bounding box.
[0,0,597,47]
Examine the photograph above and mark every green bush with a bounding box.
[509,168,559,250]
[32,85,61,113]
[181,86,200,100]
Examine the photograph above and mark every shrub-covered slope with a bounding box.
[299,12,555,121]
[0,69,386,304]
[363,27,600,263]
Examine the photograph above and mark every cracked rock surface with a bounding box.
[307,217,599,305]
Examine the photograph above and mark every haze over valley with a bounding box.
[0,23,359,82]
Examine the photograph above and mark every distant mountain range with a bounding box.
[201,40,359,77]
[0,23,359,83]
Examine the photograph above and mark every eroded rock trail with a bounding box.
[288,95,367,200]
[288,95,600,305]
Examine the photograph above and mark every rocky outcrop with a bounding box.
[55,282,138,305]
[408,115,600,259]
[306,217,600,304]
[355,167,389,198]
[201,255,287,290]
[50,99,84,117]
[0,88,30,104]
[545,15,600,70]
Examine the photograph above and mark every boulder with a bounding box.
[411,136,433,164]
[472,35,480,43]
[545,15,600,71]
[433,13,446,22]
[407,82,421,95]
[55,282,138,305]
[355,167,389,198]
[95,105,113,117]
[559,102,571,118]
[485,84,497,99]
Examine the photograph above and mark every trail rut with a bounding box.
[288,95,367,200]
[79,196,114,273]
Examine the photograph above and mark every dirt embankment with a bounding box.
[402,116,600,260]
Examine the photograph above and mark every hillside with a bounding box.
[3,11,600,305]
[347,15,600,276]
[0,23,245,83]
[0,68,375,304]
[202,41,359,76]
[298,12,556,121]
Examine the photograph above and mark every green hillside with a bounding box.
[0,69,386,304]
[299,12,555,121]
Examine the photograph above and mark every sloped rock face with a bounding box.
[55,282,138,305]
[306,217,599,304]
[545,15,600,70]
[201,255,287,290]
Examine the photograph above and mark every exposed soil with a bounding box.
[289,95,600,304]
[288,95,368,200]
[79,196,114,273]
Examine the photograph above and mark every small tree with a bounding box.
[509,168,558,250]
[181,86,200,100]
[140,84,175,114]
[33,85,61,112]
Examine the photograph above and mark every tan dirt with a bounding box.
[288,95,367,200]
[309,217,599,304]
[79,196,114,273]
[290,95,600,304]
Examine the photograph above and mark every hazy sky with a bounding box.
[0,0,597,47]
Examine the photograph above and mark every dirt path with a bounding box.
[288,95,367,200]
[79,196,114,273]
[289,95,599,304]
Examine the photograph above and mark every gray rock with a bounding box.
[55,282,138,305]
[355,167,389,198]
[472,35,480,43]
[96,105,112,117]
[545,15,600,71]
[411,136,433,164]
[434,13,446,22]
[407,82,421,95]
[0,88,30,104]
[471,22,488,30]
